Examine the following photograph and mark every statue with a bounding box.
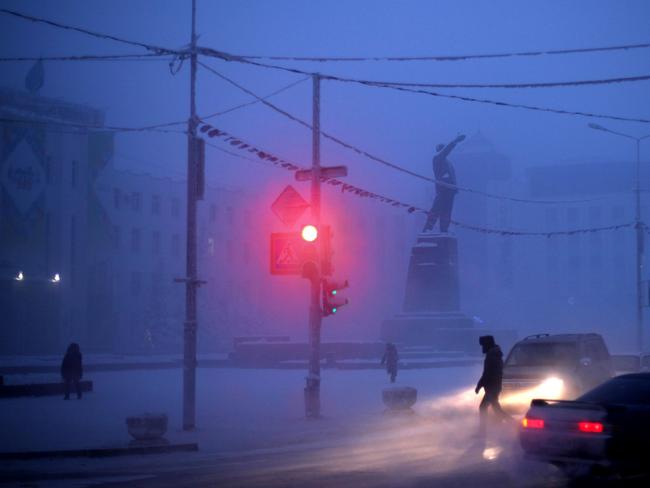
[423,134,465,233]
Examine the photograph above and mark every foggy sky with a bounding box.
[1,0,649,211]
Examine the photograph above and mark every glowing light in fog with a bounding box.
[15,271,24,281]
[51,273,60,283]
[502,377,565,408]
[482,446,502,460]
[301,225,318,242]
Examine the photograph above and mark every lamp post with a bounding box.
[588,123,650,353]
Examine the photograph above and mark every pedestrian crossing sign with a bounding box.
[270,232,317,275]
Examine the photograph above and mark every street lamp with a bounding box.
[15,271,24,281]
[588,123,650,353]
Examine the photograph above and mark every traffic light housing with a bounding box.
[322,279,349,317]
[320,225,333,277]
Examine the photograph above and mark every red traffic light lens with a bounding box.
[301,225,318,242]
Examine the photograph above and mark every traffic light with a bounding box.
[320,225,333,277]
[301,224,318,242]
[322,279,349,317]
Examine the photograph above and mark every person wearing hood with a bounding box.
[61,343,83,400]
[475,335,511,435]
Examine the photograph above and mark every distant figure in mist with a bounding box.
[423,134,465,233]
[381,343,399,383]
[475,335,511,436]
[61,343,83,400]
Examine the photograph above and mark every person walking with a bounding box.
[381,343,399,383]
[61,343,83,400]
[475,335,511,436]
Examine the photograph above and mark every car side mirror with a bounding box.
[580,357,592,367]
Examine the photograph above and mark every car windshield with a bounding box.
[578,377,650,405]
[505,342,577,367]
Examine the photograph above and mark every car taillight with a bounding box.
[578,421,603,433]
[522,418,544,429]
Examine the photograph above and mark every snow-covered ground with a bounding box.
[0,366,568,487]
[1,366,481,453]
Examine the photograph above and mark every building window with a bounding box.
[113,225,120,250]
[152,231,161,255]
[588,206,602,226]
[612,205,625,222]
[209,204,217,222]
[151,195,161,215]
[567,208,579,225]
[171,197,180,218]
[130,271,142,296]
[70,215,76,287]
[71,160,77,188]
[131,228,141,253]
[544,208,558,228]
[131,192,142,212]
[113,188,121,209]
[172,233,181,257]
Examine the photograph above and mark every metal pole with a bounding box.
[183,0,198,431]
[635,138,644,353]
[305,74,322,418]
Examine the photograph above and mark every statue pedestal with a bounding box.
[381,233,504,352]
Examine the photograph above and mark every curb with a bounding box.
[0,443,199,460]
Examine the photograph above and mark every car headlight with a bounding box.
[536,377,564,399]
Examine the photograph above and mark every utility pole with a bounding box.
[305,73,322,418]
[183,0,199,431]
[588,123,649,353]
[635,138,645,351]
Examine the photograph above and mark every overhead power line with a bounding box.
[222,42,650,63]
[201,76,310,120]
[0,117,187,134]
[198,121,638,237]
[0,8,182,55]
[197,62,626,205]
[0,53,173,62]
[345,74,650,90]
[200,48,650,124]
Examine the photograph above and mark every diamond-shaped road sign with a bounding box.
[271,185,310,228]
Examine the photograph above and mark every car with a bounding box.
[519,373,650,477]
[501,333,614,409]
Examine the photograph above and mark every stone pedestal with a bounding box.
[381,233,478,351]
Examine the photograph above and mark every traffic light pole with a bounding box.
[183,0,199,431]
[305,73,322,418]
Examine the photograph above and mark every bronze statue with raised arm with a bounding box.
[423,134,465,233]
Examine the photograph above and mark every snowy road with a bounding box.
[0,367,580,486]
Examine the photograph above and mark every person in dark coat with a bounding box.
[475,335,511,435]
[61,343,83,400]
[381,343,399,383]
[423,134,465,233]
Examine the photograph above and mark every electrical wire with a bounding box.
[201,76,310,120]
[0,8,182,55]
[0,117,187,134]
[200,48,650,124]
[197,121,639,237]
[223,42,650,63]
[197,62,620,205]
[0,53,173,62]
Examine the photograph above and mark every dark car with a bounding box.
[519,373,650,477]
[502,333,614,407]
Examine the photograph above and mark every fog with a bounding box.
[1,1,649,354]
